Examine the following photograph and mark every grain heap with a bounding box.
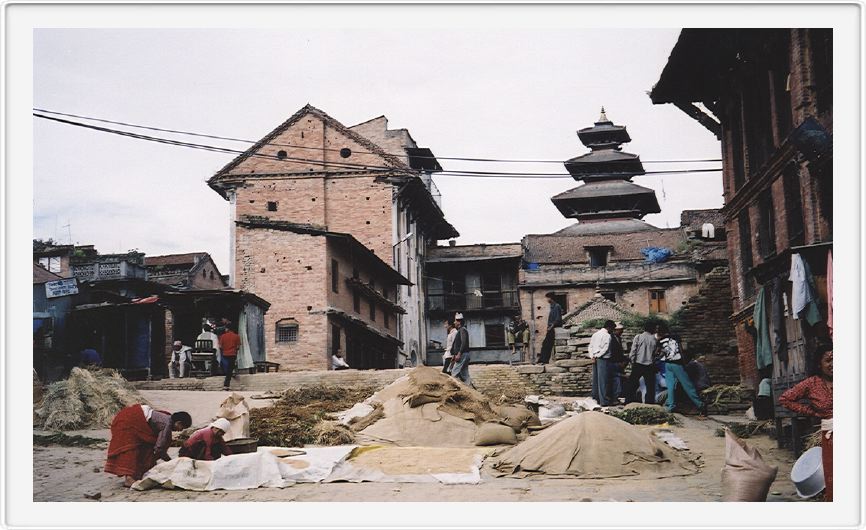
[354,367,500,447]
[490,411,700,479]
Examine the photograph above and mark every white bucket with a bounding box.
[790,446,825,498]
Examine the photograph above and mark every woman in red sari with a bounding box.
[104,404,192,487]
[779,345,833,501]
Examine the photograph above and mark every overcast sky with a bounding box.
[34,28,723,274]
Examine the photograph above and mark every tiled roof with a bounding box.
[427,243,522,263]
[554,219,657,236]
[144,253,208,268]
[33,263,64,284]
[680,208,725,231]
[523,229,686,264]
[563,296,632,327]
[209,104,409,182]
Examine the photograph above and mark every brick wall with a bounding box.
[189,258,228,289]
[673,267,741,386]
[236,225,329,371]
[734,319,759,391]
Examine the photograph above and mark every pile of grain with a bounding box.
[34,367,146,431]
[355,367,500,447]
[490,411,700,479]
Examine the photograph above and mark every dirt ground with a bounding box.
[33,391,806,502]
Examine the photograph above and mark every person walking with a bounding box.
[625,322,659,404]
[218,325,241,391]
[589,320,616,406]
[779,345,833,501]
[442,320,457,374]
[449,313,473,387]
[538,293,563,364]
[658,326,706,415]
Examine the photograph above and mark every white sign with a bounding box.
[45,278,79,298]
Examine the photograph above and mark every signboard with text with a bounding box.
[45,278,79,298]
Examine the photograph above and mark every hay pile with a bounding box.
[249,385,378,447]
[490,411,699,479]
[34,368,146,431]
[609,405,680,426]
[355,367,500,447]
[314,421,356,445]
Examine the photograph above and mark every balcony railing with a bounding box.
[73,260,147,282]
[427,290,519,312]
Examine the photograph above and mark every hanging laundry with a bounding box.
[789,253,822,325]
[827,249,833,338]
[701,223,715,239]
[801,258,823,326]
[753,285,773,370]
[770,277,788,363]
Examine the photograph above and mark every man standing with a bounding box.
[625,322,659,404]
[589,320,616,406]
[168,340,193,379]
[442,320,457,374]
[658,326,706,415]
[609,323,627,402]
[218,325,241,391]
[539,293,563,365]
[449,313,472,387]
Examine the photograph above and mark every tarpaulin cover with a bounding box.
[641,247,673,264]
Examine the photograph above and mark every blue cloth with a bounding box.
[450,354,472,387]
[79,348,102,366]
[664,363,704,412]
[753,285,773,370]
[641,247,673,263]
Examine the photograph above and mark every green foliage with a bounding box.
[33,238,56,252]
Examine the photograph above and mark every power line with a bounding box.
[33,107,723,166]
[34,113,721,179]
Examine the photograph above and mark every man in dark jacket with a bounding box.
[539,293,563,364]
[449,312,472,387]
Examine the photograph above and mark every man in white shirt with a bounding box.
[588,320,616,406]
[196,323,222,370]
[332,351,350,370]
[168,340,193,378]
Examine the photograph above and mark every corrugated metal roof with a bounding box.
[144,253,208,267]
[33,263,65,284]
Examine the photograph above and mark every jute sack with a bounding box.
[498,406,541,433]
[474,422,518,446]
[721,429,778,501]
[216,393,250,442]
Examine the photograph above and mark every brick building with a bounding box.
[207,105,457,370]
[144,252,227,290]
[424,243,522,365]
[651,29,833,400]
[233,217,409,371]
[519,111,729,360]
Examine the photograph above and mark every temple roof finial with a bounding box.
[599,106,608,122]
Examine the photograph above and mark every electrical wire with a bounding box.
[34,112,722,179]
[33,107,723,166]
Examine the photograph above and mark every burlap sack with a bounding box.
[216,393,250,442]
[721,429,778,501]
[498,405,541,433]
[474,422,518,446]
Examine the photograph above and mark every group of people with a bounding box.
[588,320,708,415]
[168,319,241,391]
[104,404,233,488]
[442,312,472,387]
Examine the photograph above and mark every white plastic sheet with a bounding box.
[132,451,291,491]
